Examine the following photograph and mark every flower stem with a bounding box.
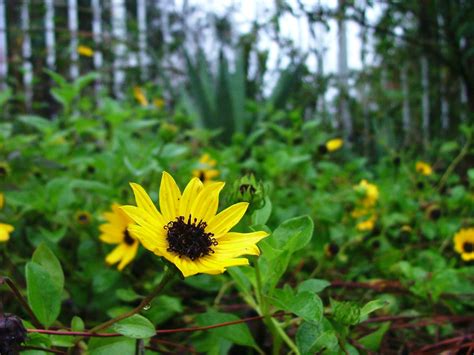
[0,276,43,329]
[89,268,176,334]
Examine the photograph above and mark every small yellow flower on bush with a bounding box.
[453,228,474,261]
[77,45,94,57]
[121,172,269,277]
[133,86,149,107]
[192,153,220,184]
[356,215,377,232]
[99,204,138,271]
[415,161,433,176]
[0,193,14,242]
[0,223,14,242]
[355,180,379,208]
[352,180,379,232]
[326,138,344,152]
[153,98,165,109]
[75,211,92,225]
[0,162,10,178]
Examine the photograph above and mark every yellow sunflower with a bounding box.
[0,162,10,178]
[77,45,94,57]
[453,228,474,261]
[99,204,138,271]
[133,86,149,107]
[153,98,165,109]
[326,138,344,152]
[75,211,92,225]
[416,161,433,176]
[356,214,377,232]
[355,180,379,208]
[192,153,220,184]
[121,172,269,277]
[0,223,14,242]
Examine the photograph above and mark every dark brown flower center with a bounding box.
[123,229,135,245]
[165,215,217,260]
[318,144,328,154]
[463,242,473,253]
[198,170,206,182]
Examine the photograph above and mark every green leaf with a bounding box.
[296,320,339,355]
[358,322,391,351]
[195,311,257,349]
[270,285,323,322]
[267,215,313,252]
[26,244,64,327]
[297,279,331,294]
[25,262,62,327]
[71,316,85,331]
[359,299,389,322]
[111,314,156,339]
[88,337,136,355]
[252,196,272,225]
[31,243,64,290]
[146,295,183,325]
[331,299,361,326]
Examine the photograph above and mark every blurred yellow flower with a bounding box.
[77,45,94,57]
[133,86,149,107]
[0,223,14,242]
[0,193,3,209]
[99,203,138,271]
[192,153,220,184]
[356,215,377,232]
[355,179,379,208]
[0,162,10,178]
[416,161,433,176]
[153,98,165,109]
[453,228,474,261]
[76,211,92,225]
[326,138,344,152]
[121,172,268,277]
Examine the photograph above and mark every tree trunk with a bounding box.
[111,0,127,99]
[0,0,7,90]
[137,0,148,81]
[337,0,352,140]
[91,0,103,95]
[44,0,55,70]
[421,56,430,145]
[68,0,79,80]
[21,0,32,111]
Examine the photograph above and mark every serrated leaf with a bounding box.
[297,279,331,294]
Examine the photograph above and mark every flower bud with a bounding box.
[231,174,265,214]
[0,313,27,355]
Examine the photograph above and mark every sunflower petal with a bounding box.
[159,172,181,222]
[190,182,225,223]
[105,244,127,265]
[130,183,165,223]
[206,202,249,237]
[121,205,162,230]
[213,231,268,258]
[179,178,203,218]
[117,242,139,271]
[128,224,166,255]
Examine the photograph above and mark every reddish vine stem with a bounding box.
[0,276,43,329]
[330,280,407,293]
[28,311,289,338]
